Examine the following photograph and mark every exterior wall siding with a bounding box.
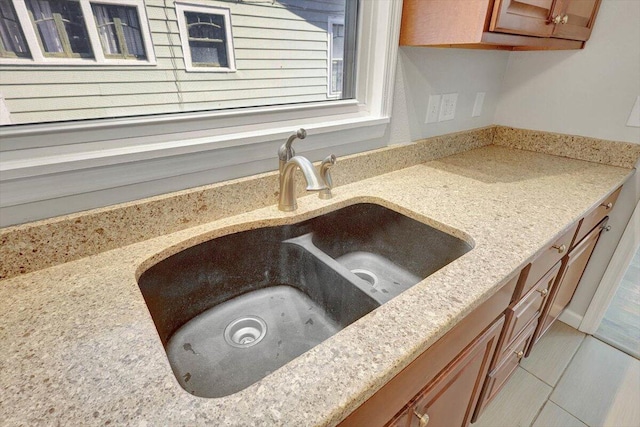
[0,0,345,124]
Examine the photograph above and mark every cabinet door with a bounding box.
[552,0,601,41]
[406,317,504,427]
[490,0,558,37]
[533,218,607,344]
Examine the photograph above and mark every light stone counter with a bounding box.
[0,145,634,426]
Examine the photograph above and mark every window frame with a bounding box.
[175,2,235,73]
[0,0,155,65]
[0,0,403,211]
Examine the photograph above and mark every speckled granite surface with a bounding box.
[493,126,640,168]
[0,126,494,280]
[0,145,633,426]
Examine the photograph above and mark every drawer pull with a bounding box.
[413,410,430,427]
[551,244,566,254]
[537,288,549,297]
[601,202,613,209]
[515,350,524,359]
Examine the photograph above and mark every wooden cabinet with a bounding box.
[470,262,560,421]
[402,318,504,427]
[400,0,602,50]
[490,0,556,37]
[473,318,538,419]
[531,217,608,346]
[552,0,602,41]
[338,279,516,427]
[491,0,601,41]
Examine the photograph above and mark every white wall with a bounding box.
[495,0,640,144]
[390,47,509,144]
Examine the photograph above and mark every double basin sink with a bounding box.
[137,203,472,398]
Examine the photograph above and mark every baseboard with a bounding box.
[559,309,583,330]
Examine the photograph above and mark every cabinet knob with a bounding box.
[537,288,549,297]
[602,225,612,232]
[551,15,562,24]
[515,350,525,359]
[552,244,566,254]
[413,410,430,427]
[561,14,569,24]
[601,202,613,210]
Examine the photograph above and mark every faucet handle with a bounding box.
[319,154,336,199]
[278,128,307,163]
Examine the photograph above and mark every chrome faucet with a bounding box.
[278,156,326,211]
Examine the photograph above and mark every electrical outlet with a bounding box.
[472,92,486,117]
[426,94,441,123]
[439,93,457,122]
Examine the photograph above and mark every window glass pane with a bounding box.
[184,11,227,67]
[26,0,93,57]
[1,0,357,126]
[0,0,30,57]
[92,3,145,59]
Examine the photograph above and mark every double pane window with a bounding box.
[185,11,227,67]
[175,3,234,72]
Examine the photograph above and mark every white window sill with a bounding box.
[0,112,389,181]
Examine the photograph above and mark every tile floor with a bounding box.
[472,321,640,427]
[595,245,640,358]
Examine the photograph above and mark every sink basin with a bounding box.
[137,203,472,398]
[302,203,472,304]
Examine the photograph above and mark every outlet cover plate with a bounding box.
[439,93,458,121]
[472,92,486,117]
[426,94,441,123]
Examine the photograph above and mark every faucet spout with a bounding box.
[278,156,326,211]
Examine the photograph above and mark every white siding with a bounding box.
[0,0,345,124]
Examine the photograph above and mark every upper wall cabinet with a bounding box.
[400,0,602,50]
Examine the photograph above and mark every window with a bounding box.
[0,0,402,222]
[328,16,344,97]
[175,3,234,72]
[92,2,145,60]
[26,0,93,58]
[0,0,30,57]
[0,0,154,64]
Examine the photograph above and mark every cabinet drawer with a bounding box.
[515,222,578,301]
[473,318,538,420]
[572,186,621,247]
[495,262,559,364]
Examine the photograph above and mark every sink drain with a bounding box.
[351,269,378,286]
[224,316,267,348]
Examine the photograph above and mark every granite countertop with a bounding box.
[0,145,633,426]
